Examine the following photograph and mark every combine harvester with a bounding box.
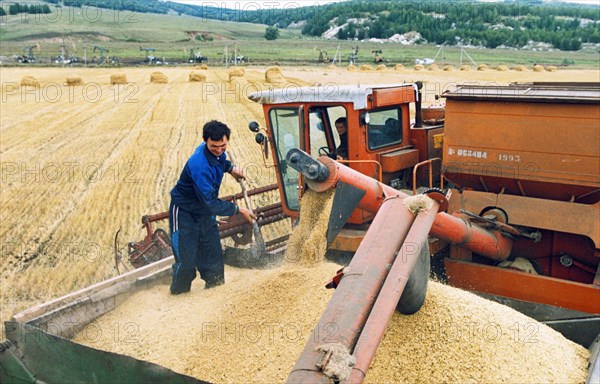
[1,82,599,383]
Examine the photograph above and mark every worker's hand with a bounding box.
[238,207,257,224]
[230,165,246,181]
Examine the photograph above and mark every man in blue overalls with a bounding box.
[169,120,255,294]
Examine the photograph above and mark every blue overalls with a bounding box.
[169,143,238,293]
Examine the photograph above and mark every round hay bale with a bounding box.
[414,64,425,71]
[533,64,545,72]
[20,76,39,88]
[546,65,558,72]
[427,64,439,71]
[477,64,489,71]
[265,66,284,83]
[65,76,83,86]
[496,65,509,71]
[110,74,127,85]
[228,68,245,82]
[513,65,528,72]
[347,64,357,71]
[193,64,208,70]
[376,64,387,71]
[394,64,405,71]
[460,65,472,71]
[360,64,373,71]
[150,72,168,84]
[189,72,207,82]
[443,65,454,71]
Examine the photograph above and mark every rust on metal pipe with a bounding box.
[286,197,416,384]
[309,156,512,261]
[346,199,440,384]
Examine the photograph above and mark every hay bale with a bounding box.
[376,64,387,71]
[328,64,337,69]
[193,64,208,70]
[477,64,489,71]
[347,64,357,71]
[496,65,509,71]
[414,64,425,71]
[427,64,439,71]
[546,65,558,72]
[110,74,127,84]
[460,65,472,71]
[265,66,284,83]
[65,76,83,86]
[150,72,168,84]
[228,68,244,82]
[533,64,545,72]
[513,65,528,72]
[360,64,373,71]
[189,72,207,82]
[20,76,39,88]
[443,65,454,71]
[394,64,405,71]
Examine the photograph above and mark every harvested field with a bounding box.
[1,65,597,336]
[20,75,39,87]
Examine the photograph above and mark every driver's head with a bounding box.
[335,117,347,136]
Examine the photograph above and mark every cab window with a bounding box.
[367,108,403,150]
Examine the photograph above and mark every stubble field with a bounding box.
[0,64,598,331]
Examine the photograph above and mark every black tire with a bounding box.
[396,241,430,315]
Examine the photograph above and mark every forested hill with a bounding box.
[40,0,600,51]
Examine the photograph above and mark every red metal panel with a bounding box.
[445,258,600,314]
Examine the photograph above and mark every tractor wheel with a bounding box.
[396,241,430,315]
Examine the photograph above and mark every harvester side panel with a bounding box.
[443,100,600,202]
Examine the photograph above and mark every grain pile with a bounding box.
[443,65,454,71]
[546,65,558,72]
[189,72,207,82]
[477,64,489,71]
[428,64,439,71]
[414,64,425,71]
[394,64,405,71]
[20,75,39,87]
[194,64,209,70]
[360,64,373,71]
[376,64,387,71]
[514,64,529,72]
[533,64,546,72]
[347,64,358,71]
[65,76,83,86]
[110,74,127,84]
[497,64,509,71]
[150,72,168,84]
[460,64,472,71]
[366,281,589,383]
[73,262,341,384]
[285,189,335,266]
[265,66,284,83]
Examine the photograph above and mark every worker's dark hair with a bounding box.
[335,117,347,126]
[203,120,231,141]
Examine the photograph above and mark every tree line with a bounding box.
[36,0,599,51]
[4,3,52,15]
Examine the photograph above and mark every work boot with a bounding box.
[170,279,192,295]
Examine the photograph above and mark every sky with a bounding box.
[169,0,599,10]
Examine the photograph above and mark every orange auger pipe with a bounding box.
[345,200,440,384]
[286,197,416,383]
[308,156,512,261]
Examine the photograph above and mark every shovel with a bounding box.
[237,177,266,258]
